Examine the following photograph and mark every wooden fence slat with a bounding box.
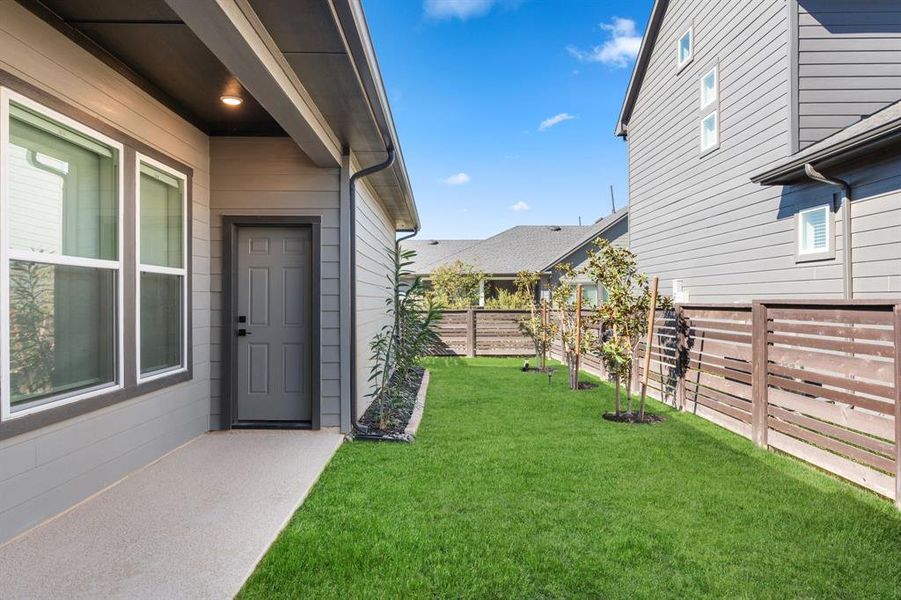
[768,417,895,473]
[768,333,894,358]
[768,345,894,384]
[767,373,894,415]
[767,308,892,326]
[688,328,753,345]
[684,369,753,402]
[767,386,895,442]
[767,363,895,400]
[768,404,894,457]
[767,320,894,342]
[768,430,895,499]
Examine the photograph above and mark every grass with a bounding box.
[240,357,901,599]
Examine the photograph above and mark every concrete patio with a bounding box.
[0,430,343,599]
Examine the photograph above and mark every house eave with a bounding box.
[752,124,901,186]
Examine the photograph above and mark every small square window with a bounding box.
[677,28,693,69]
[700,111,718,151]
[701,67,717,108]
[798,205,830,255]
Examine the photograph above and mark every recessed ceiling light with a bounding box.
[220,95,243,107]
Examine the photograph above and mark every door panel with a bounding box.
[236,226,312,422]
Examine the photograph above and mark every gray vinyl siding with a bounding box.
[628,0,823,302]
[0,3,210,544]
[209,137,342,429]
[796,0,901,149]
[354,180,395,419]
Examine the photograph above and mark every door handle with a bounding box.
[237,329,252,336]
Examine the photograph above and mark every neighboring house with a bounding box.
[617,0,901,302]
[406,207,629,306]
[0,0,417,544]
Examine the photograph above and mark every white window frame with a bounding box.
[796,204,834,261]
[0,87,125,420]
[677,27,693,70]
[135,152,189,383]
[700,111,719,152]
[700,66,718,109]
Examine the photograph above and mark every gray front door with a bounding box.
[235,226,312,422]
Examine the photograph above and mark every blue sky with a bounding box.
[363,0,653,239]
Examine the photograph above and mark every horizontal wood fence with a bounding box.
[431,301,901,506]
[637,301,900,506]
[432,309,537,357]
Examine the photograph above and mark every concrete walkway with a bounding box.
[0,430,343,599]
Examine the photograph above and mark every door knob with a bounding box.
[237,329,251,336]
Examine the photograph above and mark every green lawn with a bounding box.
[241,357,901,599]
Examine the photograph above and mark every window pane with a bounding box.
[9,261,116,407]
[141,273,183,375]
[9,103,118,260]
[801,209,828,252]
[679,31,691,63]
[701,112,718,150]
[701,69,717,107]
[140,163,184,268]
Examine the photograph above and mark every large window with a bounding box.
[1,89,123,417]
[136,156,187,380]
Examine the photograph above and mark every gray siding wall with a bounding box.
[0,3,211,544]
[209,138,342,429]
[354,179,395,419]
[796,0,901,149]
[627,0,840,302]
[628,0,901,303]
[778,154,901,297]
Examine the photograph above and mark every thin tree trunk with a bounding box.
[615,375,621,416]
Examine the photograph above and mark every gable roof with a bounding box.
[615,0,669,137]
[404,207,629,276]
[751,100,901,185]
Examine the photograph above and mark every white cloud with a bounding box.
[538,112,576,132]
[510,201,530,212]
[442,172,471,185]
[424,0,497,20]
[567,17,641,68]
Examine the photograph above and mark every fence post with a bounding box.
[676,304,686,410]
[466,308,476,358]
[751,302,768,448]
[893,303,901,509]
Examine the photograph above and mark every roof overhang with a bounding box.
[168,0,418,229]
[751,121,901,186]
[615,0,668,138]
[23,0,418,229]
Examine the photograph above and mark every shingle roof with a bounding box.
[752,100,901,185]
[403,239,479,273]
[404,207,628,276]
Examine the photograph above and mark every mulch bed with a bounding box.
[577,381,598,390]
[602,412,665,424]
[354,366,425,441]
